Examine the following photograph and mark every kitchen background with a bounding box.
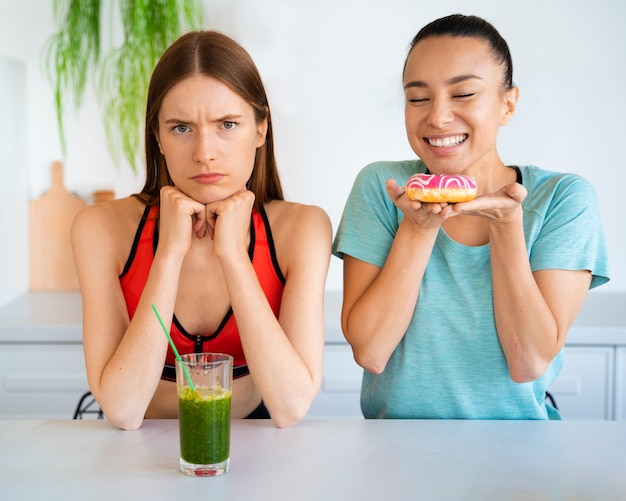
[1,0,625,307]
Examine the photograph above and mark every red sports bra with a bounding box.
[119,204,285,381]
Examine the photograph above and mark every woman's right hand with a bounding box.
[158,186,208,257]
[385,178,448,231]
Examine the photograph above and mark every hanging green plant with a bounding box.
[45,0,205,172]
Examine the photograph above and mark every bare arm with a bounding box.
[487,210,591,381]
[342,178,592,382]
[208,195,332,427]
[455,182,592,381]
[72,189,207,430]
[341,179,442,374]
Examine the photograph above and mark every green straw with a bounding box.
[151,304,196,391]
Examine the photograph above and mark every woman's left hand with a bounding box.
[444,181,527,224]
[204,188,256,259]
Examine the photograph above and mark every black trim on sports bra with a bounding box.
[260,206,286,285]
[156,209,262,382]
[124,205,282,384]
[119,204,152,279]
[157,212,257,345]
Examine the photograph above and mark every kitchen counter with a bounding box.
[0,291,82,343]
[1,418,624,500]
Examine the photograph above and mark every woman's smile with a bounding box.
[425,134,468,148]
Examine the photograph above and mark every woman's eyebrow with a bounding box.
[404,74,482,90]
[162,113,244,124]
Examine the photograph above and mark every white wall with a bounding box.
[0,55,28,305]
[0,0,624,304]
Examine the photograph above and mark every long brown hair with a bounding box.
[135,30,284,212]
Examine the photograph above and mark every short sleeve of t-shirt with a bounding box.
[520,166,610,289]
[334,163,610,289]
[333,160,421,267]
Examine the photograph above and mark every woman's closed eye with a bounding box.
[450,86,481,100]
[407,96,429,105]
[454,93,476,99]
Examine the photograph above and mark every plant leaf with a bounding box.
[44,0,204,171]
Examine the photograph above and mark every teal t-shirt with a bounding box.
[333,160,610,420]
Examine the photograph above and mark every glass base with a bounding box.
[180,457,230,476]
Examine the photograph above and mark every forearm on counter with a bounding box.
[87,253,183,430]
[343,221,438,374]
[489,221,559,382]
[220,256,325,428]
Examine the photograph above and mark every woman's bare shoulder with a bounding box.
[73,196,145,231]
[265,200,332,263]
[71,196,147,256]
[265,200,331,232]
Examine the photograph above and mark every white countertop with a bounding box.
[0,418,624,500]
[0,291,82,342]
[1,290,625,345]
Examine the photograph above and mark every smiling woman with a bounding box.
[70,30,332,430]
[402,33,517,176]
[332,14,610,420]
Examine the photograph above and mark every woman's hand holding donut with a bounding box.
[386,178,449,230]
[448,182,527,225]
[387,178,527,229]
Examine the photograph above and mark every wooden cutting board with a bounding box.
[29,161,86,290]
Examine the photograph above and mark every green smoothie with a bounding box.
[178,385,231,465]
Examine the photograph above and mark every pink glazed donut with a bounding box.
[405,173,477,203]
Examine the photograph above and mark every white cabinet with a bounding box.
[0,344,88,419]
[616,348,626,421]
[311,345,619,420]
[309,344,362,418]
[548,347,614,420]
[0,292,88,419]
[314,291,626,421]
[1,291,625,420]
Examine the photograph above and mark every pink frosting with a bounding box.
[406,173,477,190]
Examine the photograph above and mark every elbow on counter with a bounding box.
[269,388,321,429]
[101,406,146,431]
[115,417,145,431]
[352,348,387,376]
[343,325,388,375]
[89,385,147,430]
[271,411,304,429]
[508,359,551,384]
